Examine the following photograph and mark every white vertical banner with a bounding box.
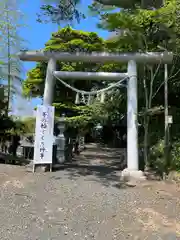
[33,105,55,164]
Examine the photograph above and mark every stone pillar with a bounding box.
[43,58,56,105]
[121,60,145,181]
[127,60,138,170]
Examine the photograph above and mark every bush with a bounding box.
[171,140,180,171]
[149,138,180,174]
[149,139,165,175]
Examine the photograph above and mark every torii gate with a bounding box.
[17,51,173,179]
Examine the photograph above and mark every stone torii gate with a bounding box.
[17,51,173,179]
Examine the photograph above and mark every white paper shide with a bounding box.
[33,105,55,164]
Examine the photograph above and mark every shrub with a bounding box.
[171,140,180,171]
[149,138,180,174]
[149,139,165,175]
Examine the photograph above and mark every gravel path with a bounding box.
[0,145,179,240]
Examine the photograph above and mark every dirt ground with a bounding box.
[0,144,179,240]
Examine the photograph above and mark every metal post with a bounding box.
[43,58,56,105]
[127,60,138,170]
[121,60,145,181]
[164,64,170,172]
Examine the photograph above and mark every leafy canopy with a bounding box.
[38,0,164,24]
[23,27,126,128]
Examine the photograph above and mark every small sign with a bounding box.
[168,115,173,124]
[33,105,55,164]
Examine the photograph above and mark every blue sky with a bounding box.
[19,0,109,111]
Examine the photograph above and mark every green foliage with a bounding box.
[65,115,93,133]
[0,115,26,136]
[98,0,176,52]
[23,27,120,130]
[20,117,36,134]
[149,139,165,174]
[0,0,27,115]
[171,140,180,170]
[37,0,85,24]
[38,0,164,25]
[23,27,107,98]
[149,137,180,174]
[96,0,180,174]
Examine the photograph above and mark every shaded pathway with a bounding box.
[0,144,179,239]
[54,143,126,187]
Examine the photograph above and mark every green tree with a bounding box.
[95,0,180,172]
[0,0,26,115]
[38,0,164,24]
[0,86,24,137]
[23,26,123,130]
